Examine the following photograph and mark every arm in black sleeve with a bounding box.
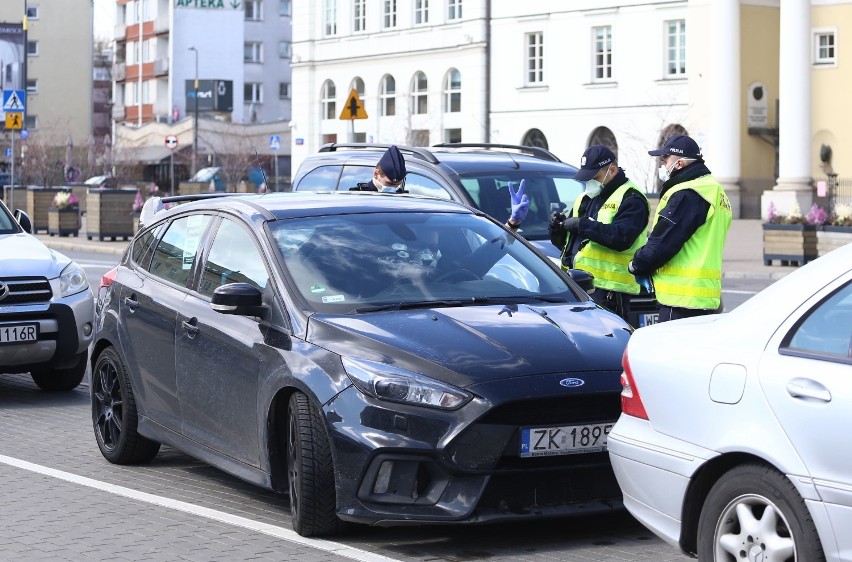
[630,190,710,275]
[577,191,649,252]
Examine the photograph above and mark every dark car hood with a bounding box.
[307,302,631,389]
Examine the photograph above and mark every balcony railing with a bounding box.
[154,57,169,75]
[114,23,126,39]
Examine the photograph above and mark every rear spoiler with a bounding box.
[138,193,239,228]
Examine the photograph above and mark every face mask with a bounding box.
[658,159,680,182]
[584,166,611,197]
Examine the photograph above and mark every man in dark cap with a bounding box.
[548,145,650,324]
[351,145,408,193]
[628,134,732,322]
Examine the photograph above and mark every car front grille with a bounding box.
[0,277,53,305]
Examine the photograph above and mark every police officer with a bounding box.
[549,145,650,323]
[628,134,732,322]
[350,145,408,193]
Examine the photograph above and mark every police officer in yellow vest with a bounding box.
[628,134,732,322]
[549,145,650,323]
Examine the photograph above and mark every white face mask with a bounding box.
[658,159,680,182]
[584,166,611,197]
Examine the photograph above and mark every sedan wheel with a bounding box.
[92,347,160,464]
[287,392,340,537]
[697,464,825,562]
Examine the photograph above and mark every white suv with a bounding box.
[0,199,94,390]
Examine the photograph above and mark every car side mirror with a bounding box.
[211,282,267,317]
[14,209,32,233]
[567,269,595,294]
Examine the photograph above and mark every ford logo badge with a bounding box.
[559,377,585,388]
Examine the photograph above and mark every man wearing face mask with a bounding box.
[628,134,732,322]
[549,145,650,322]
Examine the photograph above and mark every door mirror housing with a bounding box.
[211,283,267,317]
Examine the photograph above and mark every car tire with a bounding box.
[91,347,160,464]
[697,463,825,562]
[287,391,341,537]
[30,351,88,391]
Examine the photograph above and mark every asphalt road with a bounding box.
[0,250,775,561]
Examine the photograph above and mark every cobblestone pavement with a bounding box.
[0,373,692,562]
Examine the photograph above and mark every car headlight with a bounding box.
[343,357,471,410]
[60,262,89,297]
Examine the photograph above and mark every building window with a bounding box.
[665,20,686,77]
[448,0,462,20]
[383,0,397,29]
[324,0,337,36]
[26,6,38,19]
[444,128,461,143]
[415,0,429,25]
[353,0,366,32]
[321,80,336,119]
[142,39,155,63]
[245,0,262,21]
[411,71,428,115]
[279,0,291,16]
[814,30,836,65]
[380,74,395,116]
[278,41,291,58]
[279,82,291,99]
[351,76,365,98]
[244,42,263,63]
[24,115,37,129]
[443,68,461,112]
[525,32,543,85]
[593,25,612,80]
[245,82,263,104]
[26,79,38,93]
[27,40,38,56]
[142,80,154,104]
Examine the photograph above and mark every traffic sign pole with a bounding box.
[10,132,14,212]
[170,153,175,197]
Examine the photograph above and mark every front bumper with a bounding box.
[0,288,94,371]
[327,383,623,525]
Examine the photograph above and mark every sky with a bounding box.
[93,0,115,41]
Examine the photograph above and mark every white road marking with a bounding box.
[0,453,401,562]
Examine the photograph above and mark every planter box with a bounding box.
[26,187,71,234]
[817,226,852,257]
[762,223,818,266]
[48,207,81,237]
[86,188,137,241]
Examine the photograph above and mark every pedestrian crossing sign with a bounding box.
[5,112,23,130]
[2,90,26,112]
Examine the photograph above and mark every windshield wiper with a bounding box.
[467,295,570,304]
[352,300,468,313]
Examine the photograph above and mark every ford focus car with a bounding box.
[608,242,852,561]
[90,192,631,536]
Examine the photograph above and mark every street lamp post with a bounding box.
[188,46,199,175]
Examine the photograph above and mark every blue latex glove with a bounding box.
[508,180,530,224]
[634,274,654,294]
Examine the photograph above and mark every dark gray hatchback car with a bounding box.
[292,143,584,258]
[90,192,631,537]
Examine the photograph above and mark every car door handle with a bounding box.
[181,319,200,337]
[124,296,139,310]
[786,379,832,402]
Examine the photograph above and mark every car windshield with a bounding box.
[269,212,581,314]
[458,170,583,240]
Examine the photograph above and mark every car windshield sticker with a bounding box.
[183,215,206,270]
[309,283,326,294]
[322,294,345,303]
[396,250,409,259]
[391,243,407,251]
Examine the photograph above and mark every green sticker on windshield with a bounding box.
[309,284,326,294]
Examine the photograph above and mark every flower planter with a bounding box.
[86,188,137,241]
[762,223,818,266]
[47,207,81,237]
[816,225,852,257]
[26,187,71,234]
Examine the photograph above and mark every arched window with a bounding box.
[321,80,336,120]
[379,74,395,116]
[654,123,689,190]
[443,68,461,113]
[587,126,618,159]
[521,128,548,150]
[351,77,365,98]
[411,71,428,115]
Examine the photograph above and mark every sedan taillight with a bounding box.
[620,349,649,420]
